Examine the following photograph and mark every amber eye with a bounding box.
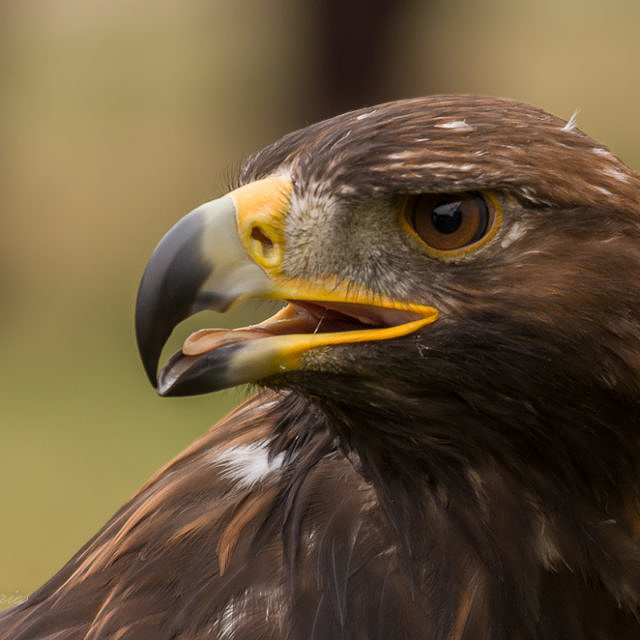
[405,192,494,252]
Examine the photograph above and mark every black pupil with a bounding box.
[431,200,463,234]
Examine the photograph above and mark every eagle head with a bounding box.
[136,96,640,479]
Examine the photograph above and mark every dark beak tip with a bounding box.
[133,209,213,393]
[153,347,239,397]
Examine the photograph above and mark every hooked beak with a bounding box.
[135,175,438,396]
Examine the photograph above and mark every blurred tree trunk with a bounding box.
[302,0,425,124]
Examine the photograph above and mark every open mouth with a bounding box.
[155,300,437,396]
[181,301,427,357]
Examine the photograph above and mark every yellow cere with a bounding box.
[231,175,293,271]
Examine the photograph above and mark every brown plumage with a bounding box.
[2,96,640,639]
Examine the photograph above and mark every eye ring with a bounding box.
[402,191,500,255]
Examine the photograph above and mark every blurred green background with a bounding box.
[1,0,639,607]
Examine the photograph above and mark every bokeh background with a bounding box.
[2,0,640,606]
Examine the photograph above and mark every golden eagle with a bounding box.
[2,96,640,639]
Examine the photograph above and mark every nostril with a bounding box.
[245,223,282,268]
[251,225,274,253]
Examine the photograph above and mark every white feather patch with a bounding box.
[500,221,527,249]
[561,109,580,132]
[592,147,613,158]
[434,120,473,132]
[214,443,285,488]
[421,161,477,172]
[603,167,630,183]
[356,109,377,120]
[594,185,613,197]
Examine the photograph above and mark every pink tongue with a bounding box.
[182,328,269,356]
